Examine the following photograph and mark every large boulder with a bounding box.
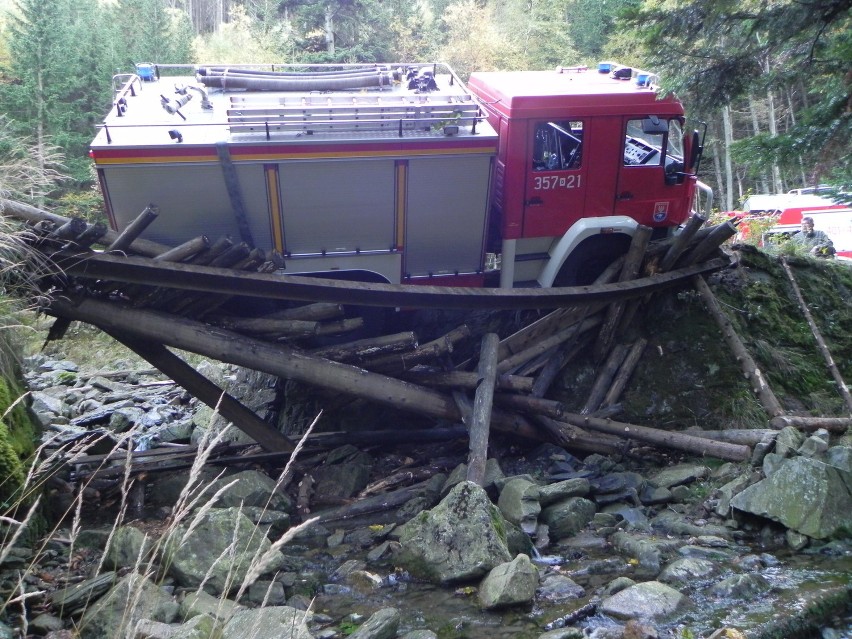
[164,507,285,594]
[395,481,512,584]
[730,456,852,539]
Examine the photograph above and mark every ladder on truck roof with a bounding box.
[226,93,482,136]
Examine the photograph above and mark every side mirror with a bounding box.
[688,130,702,171]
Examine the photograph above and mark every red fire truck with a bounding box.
[90,62,709,287]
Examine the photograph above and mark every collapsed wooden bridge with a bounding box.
[7,198,847,485]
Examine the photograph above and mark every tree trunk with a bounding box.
[325,4,335,54]
[722,105,735,211]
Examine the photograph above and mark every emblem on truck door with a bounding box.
[653,202,669,222]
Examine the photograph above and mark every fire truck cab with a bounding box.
[467,62,702,286]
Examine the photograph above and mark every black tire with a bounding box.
[553,234,632,286]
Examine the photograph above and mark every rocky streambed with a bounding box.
[3,354,852,639]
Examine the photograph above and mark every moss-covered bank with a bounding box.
[0,339,40,508]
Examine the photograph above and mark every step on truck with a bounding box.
[90,62,710,288]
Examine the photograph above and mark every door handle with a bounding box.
[526,197,544,206]
[617,192,633,201]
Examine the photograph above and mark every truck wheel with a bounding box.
[553,234,631,286]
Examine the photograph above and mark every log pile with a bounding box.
[7,198,849,493]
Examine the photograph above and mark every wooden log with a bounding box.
[467,333,499,485]
[0,198,170,256]
[107,330,294,453]
[768,415,852,433]
[107,205,159,253]
[311,331,418,363]
[208,241,251,268]
[781,258,852,414]
[496,394,570,419]
[660,213,707,272]
[47,295,464,424]
[533,415,627,456]
[215,317,320,336]
[401,370,534,393]
[593,225,652,361]
[560,414,751,461]
[683,428,778,446]
[192,236,234,266]
[531,339,588,398]
[51,218,88,241]
[63,222,108,251]
[153,236,210,262]
[581,343,630,414]
[601,337,648,409]
[693,275,785,417]
[210,303,344,326]
[367,324,471,373]
[497,316,601,375]
[683,220,737,265]
[312,317,364,337]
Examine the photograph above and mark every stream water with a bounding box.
[304,542,852,638]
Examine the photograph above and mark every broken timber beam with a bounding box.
[107,330,295,453]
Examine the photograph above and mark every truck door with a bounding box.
[523,120,588,237]
[614,117,688,227]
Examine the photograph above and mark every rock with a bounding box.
[714,472,760,518]
[826,446,852,472]
[132,619,174,639]
[164,507,285,595]
[709,572,771,599]
[730,456,852,539]
[497,477,541,535]
[29,613,65,634]
[657,557,718,584]
[648,463,708,488]
[170,614,220,639]
[478,553,539,609]
[400,631,438,639]
[537,478,590,506]
[247,580,287,605]
[395,481,512,584]
[179,590,242,622]
[600,581,691,621]
[536,573,585,603]
[312,460,370,504]
[104,526,154,570]
[51,572,117,616]
[540,497,596,540]
[537,629,585,639]
[220,606,313,639]
[774,426,804,457]
[798,433,829,458]
[206,470,292,512]
[349,607,400,639]
[240,506,292,536]
[78,573,178,639]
